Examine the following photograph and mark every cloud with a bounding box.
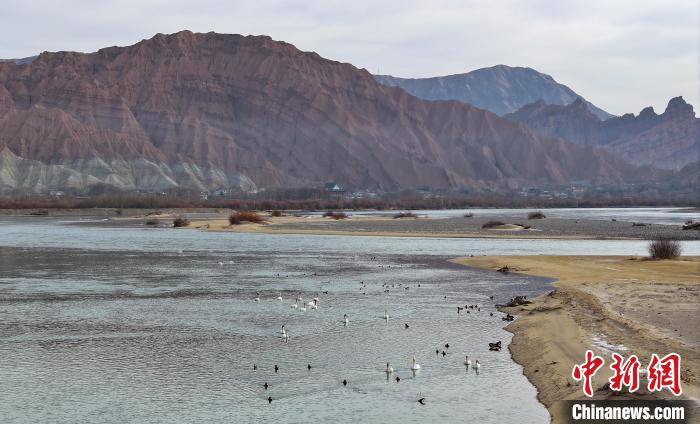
[0,0,696,114]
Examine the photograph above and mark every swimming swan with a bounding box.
[383,310,389,320]
[343,314,349,326]
[410,356,421,371]
[385,362,394,374]
[463,355,471,368]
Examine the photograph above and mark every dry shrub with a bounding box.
[648,239,681,259]
[229,211,266,225]
[172,216,190,227]
[393,212,417,219]
[527,211,546,220]
[482,220,505,229]
[323,211,348,220]
[270,210,284,217]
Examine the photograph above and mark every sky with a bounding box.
[0,0,696,115]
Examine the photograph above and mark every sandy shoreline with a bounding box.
[453,255,700,423]
[90,210,700,240]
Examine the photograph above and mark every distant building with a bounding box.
[324,182,344,193]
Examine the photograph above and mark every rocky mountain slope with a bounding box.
[0,31,648,194]
[505,97,699,170]
[374,65,613,120]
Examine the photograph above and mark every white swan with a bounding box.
[276,292,283,301]
[383,310,389,320]
[343,314,349,326]
[385,362,394,374]
[411,356,421,371]
[464,355,471,368]
[310,303,318,310]
[290,301,298,309]
[254,296,260,302]
[279,325,287,335]
[300,303,307,312]
[474,360,481,374]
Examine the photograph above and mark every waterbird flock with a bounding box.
[220,259,512,405]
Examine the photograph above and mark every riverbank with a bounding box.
[452,255,700,423]
[126,210,697,240]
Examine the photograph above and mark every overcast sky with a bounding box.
[0,0,696,115]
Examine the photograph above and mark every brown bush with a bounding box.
[270,210,284,217]
[527,211,546,220]
[323,211,348,220]
[482,220,505,229]
[229,211,266,225]
[145,218,160,226]
[172,216,190,227]
[648,239,681,259]
[393,212,417,219]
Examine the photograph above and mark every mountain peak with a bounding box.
[638,106,657,119]
[374,65,613,120]
[663,96,694,119]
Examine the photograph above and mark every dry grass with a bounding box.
[528,211,546,219]
[393,212,418,219]
[229,211,267,225]
[172,216,190,227]
[648,238,682,259]
[482,220,506,229]
[323,211,348,220]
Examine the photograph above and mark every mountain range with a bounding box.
[504,97,699,170]
[374,66,613,120]
[0,31,684,194]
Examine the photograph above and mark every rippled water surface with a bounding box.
[0,217,697,423]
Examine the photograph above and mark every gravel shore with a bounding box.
[268,215,699,240]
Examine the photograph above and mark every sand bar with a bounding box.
[452,255,700,423]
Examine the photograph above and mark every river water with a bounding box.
[0,215,698,423]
